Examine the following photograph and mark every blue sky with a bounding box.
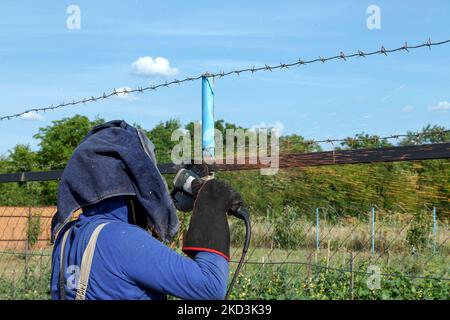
[0,0,449,155]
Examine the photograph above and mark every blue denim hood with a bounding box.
[51,120,179,242]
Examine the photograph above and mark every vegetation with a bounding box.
[0,115,448,300]
[228,263,449,300]
[0,253,51,300]
[0,115,448,214]
[27,213,41,248]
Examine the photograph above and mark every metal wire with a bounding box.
[224,203,450,297]
[1,39,449,121]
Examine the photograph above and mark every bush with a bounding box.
[271,206,305,250]
[0,265,51,300]
[227,263,450,300]
[406,209,431,252]
[27,213,41,247]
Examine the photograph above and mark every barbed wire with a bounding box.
[1,38,449,122]
[288,129,450,147]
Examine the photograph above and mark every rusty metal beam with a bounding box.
[0,143,449,183]
[211,142,450,171]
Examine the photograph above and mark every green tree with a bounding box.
[6,144,37,172]
[340,133,393,150]
[145,119,182,163]
[399,125,450,210]
[280,134,321,153]
[0,145,41,205]
[399,125,450,146]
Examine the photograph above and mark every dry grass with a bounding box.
[0,249,51,280]
[230,215,449,254]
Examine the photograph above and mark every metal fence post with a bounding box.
[349,251,354,300]
[307,253,312,278]
[202,74,215,164]
[24,206,31,285]
[433,207,437,253]
[326,239,331,270]
[371,207,375,255]
[316,208,320,250]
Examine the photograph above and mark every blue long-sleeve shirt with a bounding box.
[50,197,229,300]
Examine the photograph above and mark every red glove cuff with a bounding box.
[182,246,230,261]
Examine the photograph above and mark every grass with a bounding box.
[0,249,51,299]
[0,218,448,300]
[229,215,449,254]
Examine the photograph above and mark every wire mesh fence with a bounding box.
[0,206,53,299]
[226,204,449,299]
[0,202,448,300]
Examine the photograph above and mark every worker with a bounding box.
[50,120,243,300]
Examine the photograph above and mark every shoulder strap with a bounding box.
[59,228,72,300]
[75,222,109,300]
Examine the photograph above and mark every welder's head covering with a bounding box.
[51,120,179,242]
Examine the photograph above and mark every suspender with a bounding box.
[59,228,71,300]
[59,222,109,300]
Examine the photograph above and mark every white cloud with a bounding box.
[250,121,284,135]
[114,86,136,101]
[402,105,414,112]
[131,56,178,77]
[428,101,450,112]
[20,111,43,121]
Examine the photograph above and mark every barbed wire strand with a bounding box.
[1,39,449,122]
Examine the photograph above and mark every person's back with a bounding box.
[51,196,229,300]
[50,120,243,300]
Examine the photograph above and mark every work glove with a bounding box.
[182,179,244,261]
